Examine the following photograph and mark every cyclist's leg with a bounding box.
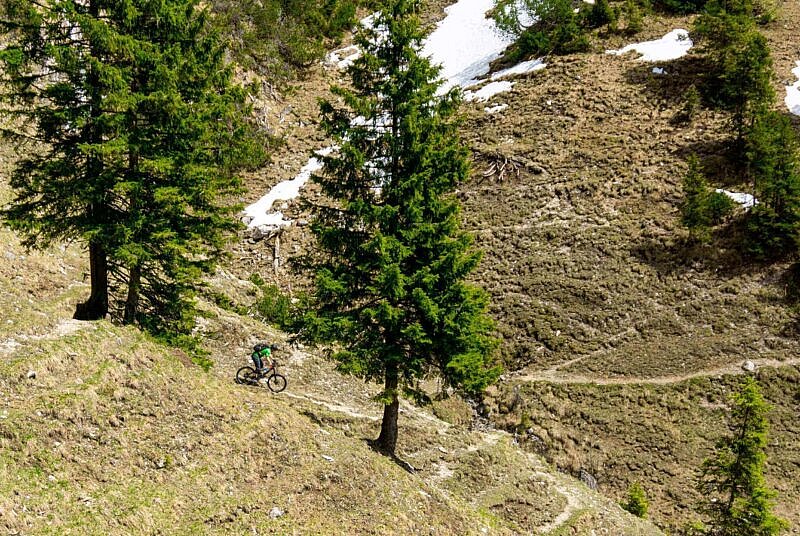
[252,353,263,373]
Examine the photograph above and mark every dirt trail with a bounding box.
[512,357,800,385]
[0,318,93,357]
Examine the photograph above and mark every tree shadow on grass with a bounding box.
[630,217,760,280]
[623,55,709,106]
[366,439,416,474]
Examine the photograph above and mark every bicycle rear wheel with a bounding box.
[235,366,259,386]
[267,373,287,393]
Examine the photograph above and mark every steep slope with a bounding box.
[0,207,662,533]
[232,2,800,531]
[456,7,800,532]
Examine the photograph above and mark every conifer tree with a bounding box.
[694,0,774,146]
[697,377,787,536]
[680,156,734,242]
[0,1,263,332]
[306,0,500,455]
[745,111,800,258]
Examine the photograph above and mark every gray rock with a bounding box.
[26,370,36,379]
[269,507,285,519]
[742,360,756,372]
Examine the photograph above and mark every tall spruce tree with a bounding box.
[745,111,800,258]
[697,377,787,536]
[693,0,774,147]
[0,0,262,331]
[306,0,500,455]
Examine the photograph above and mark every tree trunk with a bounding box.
[376,365,400,455]
[74,241,108,320]
[123,263,142,325]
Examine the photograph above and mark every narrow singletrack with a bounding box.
[511,357,800,386]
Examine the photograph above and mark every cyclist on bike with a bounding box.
[251,342,279,375]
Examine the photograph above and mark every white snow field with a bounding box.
[786,61,800,116]
[715,189,757,210]
[606,29,693,62]
[248,0,546,231]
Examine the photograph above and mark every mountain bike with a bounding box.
[235,360,287,393]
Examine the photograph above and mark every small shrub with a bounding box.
[586,0,616,28]
[249,274,308,331]
[706,191,735,224]
[494,0,591,59]
[622,0,644,34]
[674,85,701,124]
[681,155,730,242]
[620,482,649,518]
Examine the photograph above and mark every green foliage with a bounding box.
[621,482,649,518]
[209,0,358,81]
[493,0,592,61]
[0,0,265,334]
[306,0,500,451]
[680,156,735,241]
[744,112,800,258]
[586,0,616,28]
[250,278,301,331]
[694,2,774,144]
[697,377,787,536]
[653,0,706,14]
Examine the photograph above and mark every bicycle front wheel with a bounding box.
[236,366,259,386]
[267,373,287,393]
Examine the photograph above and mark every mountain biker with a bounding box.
[251,342,279,374]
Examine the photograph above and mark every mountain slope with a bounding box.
[0,218,661,534]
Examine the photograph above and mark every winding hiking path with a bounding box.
[511,356,800,386]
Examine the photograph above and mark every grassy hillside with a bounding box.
[455,5,800,533]
[232,2,800,532]
[0,214,661,534]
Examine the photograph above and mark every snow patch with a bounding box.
[606,29,693,62]
[326,45,361,69]
[485,103,508,114]
[786,60,800,116]
[244,147,335,231]
[422,0,520,91]
[465,81,514,102]
[715,189,757,210]
[491,58,547,80]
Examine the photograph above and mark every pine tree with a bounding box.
[680,155,734,242]
[697,377,787,536]
[694,1,774,147]
[745,111,800,258]
[0,1,263,331]
[306,0,500,455]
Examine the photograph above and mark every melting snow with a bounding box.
[485,103,508,114]
[244,147,335,231]
[606,29,692,62]
[465,81,514,102]
[491,58,547,80]
[422,0,522,91]
[326,45,361,69]
[248,0,547,230]
[715,189,757,210]
[786,61,800,116]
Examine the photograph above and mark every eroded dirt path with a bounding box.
[512,356,800,385]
